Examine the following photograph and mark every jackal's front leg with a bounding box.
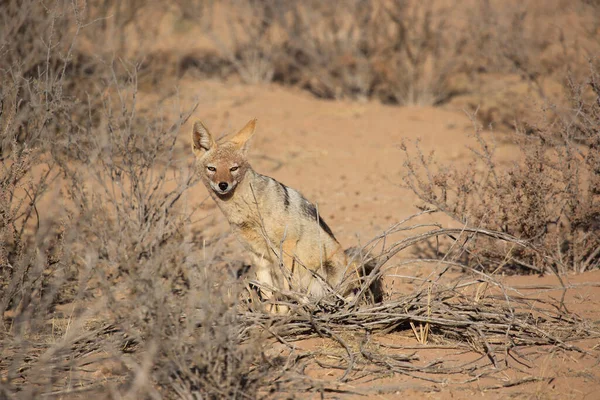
[251,255,289,314]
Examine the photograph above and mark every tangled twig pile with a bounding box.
[229,222,600,395]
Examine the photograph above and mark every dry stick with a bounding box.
[422,219,472,292]
[359,333,420,368]
[348,212,442,305]
[310,322,355,383]
[582,244,600,272]
[506,347,534,369]
[483,376,548,390]
[379,342,466,350]
[369,227,531,268]
[406,224,473,341]
[448,228,570,313]
[473,325,498,368]
[374,223,570,313]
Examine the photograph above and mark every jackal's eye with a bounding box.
[206,166,216,172]
[230,166,239,172]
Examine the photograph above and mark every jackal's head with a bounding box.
[191,119,256,198]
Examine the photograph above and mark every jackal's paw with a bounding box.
[267,302,289,315]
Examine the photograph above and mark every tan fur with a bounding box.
[192,119,361,311]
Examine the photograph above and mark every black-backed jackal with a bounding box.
[191,119,381,312]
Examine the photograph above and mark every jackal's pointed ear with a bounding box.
[192,121,215,156]
[230,118,257,153]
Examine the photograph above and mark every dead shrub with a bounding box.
[0,62,269,400]
[0,145,63,327]
[448,0,600,129]
[0,2,271,398]
[402,63,600,274]
[272,0,466,105]
[185,0,467,104]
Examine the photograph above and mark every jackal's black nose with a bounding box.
[218,182,228,191]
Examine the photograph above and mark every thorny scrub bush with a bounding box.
[0,0,188,157]
[402,63,600,275]
[0,2,272,398]
[0,60,271,400]
[192,0,468,105]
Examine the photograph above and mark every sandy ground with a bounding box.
[161,79,600,399]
